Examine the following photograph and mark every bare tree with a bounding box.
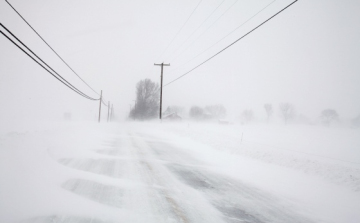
[352,114,360,128]
[189,106,204,120]
[242,109,254,123]
[279,103,295,124]
[264,103,273,123]
[320,109,339,126]
[205,104,227,119]
[130,79,159,120]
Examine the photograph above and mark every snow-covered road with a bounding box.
[1,122,359,223]
[52,130,309,222]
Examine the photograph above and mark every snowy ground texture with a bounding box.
[0,121,359,223]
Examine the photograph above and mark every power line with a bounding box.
[0,23,98,100]
[166,0,226,62]
[5,0,101,96]
[101,98,108,107]
[155,0,203,62]
[169,0,276,73]
[169,0,238,64]
[101,95,110,107]
[164,0,298,87]
[0,30,98,100]
[0,26,99,101]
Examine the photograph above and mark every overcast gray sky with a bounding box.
[1,0,359,123]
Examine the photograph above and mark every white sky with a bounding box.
[0,0,359,123]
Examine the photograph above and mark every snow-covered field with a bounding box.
[0,121,359,223]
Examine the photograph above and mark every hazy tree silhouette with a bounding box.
[205,104,227,119]
[352,114,360,128]
[279,103,295,124]
[320,109,339,126]
[242,109,254,123]
[129,79,159,120]
[189,106,204,120]
[264,104,273,123]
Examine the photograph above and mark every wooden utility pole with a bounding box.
[107,101,110,122]
[154,63,170,119]
[98,90,102,123]
[133,100,137,120]
[110,104,113,122]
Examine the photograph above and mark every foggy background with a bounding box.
[1,0,359,126]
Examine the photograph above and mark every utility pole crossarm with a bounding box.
[154,63,170,66]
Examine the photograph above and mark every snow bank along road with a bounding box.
[0,122,359,223]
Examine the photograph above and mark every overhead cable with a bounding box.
[164,0,298,87]
[169,0,239,65]
[166,0,226,62]
[5,0,101,96]
[155,0,203,61]
[176,0,276,71]
[101,98,108,107]
[0,26,99,100]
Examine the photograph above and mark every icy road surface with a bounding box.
[58,133,311,223]
[1,122,359,223]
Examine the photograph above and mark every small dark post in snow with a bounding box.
[98,90,102,123]
[154,63,170,120]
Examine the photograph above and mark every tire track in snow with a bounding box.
[130,134,189,223]
[129,132,224,223]
[145,139,313,223]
